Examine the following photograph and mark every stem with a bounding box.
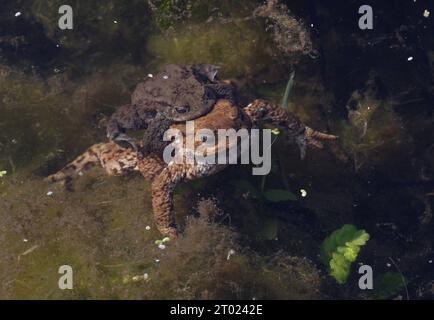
[388,257,410,300]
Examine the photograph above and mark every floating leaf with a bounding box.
[320,224,370,284]
[375,272,406,299]
[264,189,297,202]
[0,170,7,178]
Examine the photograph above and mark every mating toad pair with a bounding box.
[46,64,336,238]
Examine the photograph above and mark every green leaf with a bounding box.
[260,218,279,240]
[229,179,260,199]
[264,189,297,202]
[281,71,295,110]
[375,272,406,299]
[320,224,370,284]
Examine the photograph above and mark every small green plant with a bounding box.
[230,70,299,202]
[320,224,370,284]
[281,71,295,110]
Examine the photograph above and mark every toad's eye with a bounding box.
[203,86,216,100]
[175,105,190,114]
[258,107,268,116]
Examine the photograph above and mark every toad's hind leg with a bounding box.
[45,142,142,186]
[150,163,226,238]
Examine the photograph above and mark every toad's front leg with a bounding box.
[140,114,173,156]
[106,104,148,151]
[149,162,227,238]
[243,99,338,158]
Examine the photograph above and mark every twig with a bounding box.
[18,245,39,262]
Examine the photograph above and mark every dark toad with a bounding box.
[106,64,236,154]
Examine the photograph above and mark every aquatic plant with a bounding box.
[281,71,295,110]
[339,75,408,171]
[0,63,142,174]
[0,177,322,299]
[148,0,256,30]
[147,19,276,79]
[320,224,370,284]
[253,0,316,59]
[375,272,407,299]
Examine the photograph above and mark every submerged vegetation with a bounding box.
[0,178,321,299]
[0,0,433,299]
[320,224,370,284]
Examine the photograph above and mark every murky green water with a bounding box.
[0,0,433,299]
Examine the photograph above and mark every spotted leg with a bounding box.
[45,142,165,187]
[244,99,338,158]
[149,162,227,239]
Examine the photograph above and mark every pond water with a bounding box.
[0,0,433,299]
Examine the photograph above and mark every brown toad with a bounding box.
[47,99,337,239]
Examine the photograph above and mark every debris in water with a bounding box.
[423,10,430,18]
[123,273,149,284]
[0,170,7,178]
[15,12,22,17]
[46,191,53,196]
[158,244,166,250]
[407,56,414,61]
[155,237,170,246]
[271,128,280,135]
[18,245,39,261]
[145,225,151,230]
[227,249,236,260]
[300,189,307,197]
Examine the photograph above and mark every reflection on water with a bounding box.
[0,0,433,299]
